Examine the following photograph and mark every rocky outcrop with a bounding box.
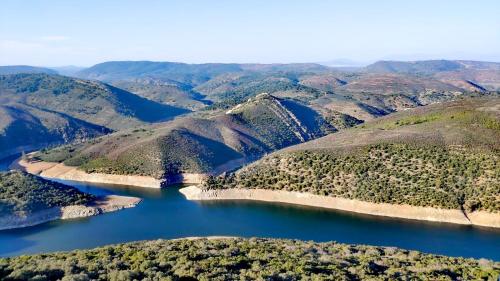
[0,195,141,231]
[179,186,500,228]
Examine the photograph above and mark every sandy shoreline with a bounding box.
[10,159,167,188]
[179,186,500,228]
[10,156,253,188]
[10,158,499,228]
[0,195,141,231]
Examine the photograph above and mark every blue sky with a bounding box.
[1,0,499,66]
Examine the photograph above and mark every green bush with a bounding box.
[0,171,95,215]
[205,143,499,212]
[0,238,498,280]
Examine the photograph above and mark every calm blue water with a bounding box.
[0,178,499,260]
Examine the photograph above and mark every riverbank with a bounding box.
[10,156,254,188]
[10,158,166,188]
[0,195,141,231]
[180,186,500,228]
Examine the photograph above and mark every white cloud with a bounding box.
[40,35,69,42]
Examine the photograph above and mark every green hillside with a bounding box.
[204,97,500,213]
[34,94,337,178]
[74,60,500,125]
[0,238,498,280]
[0,103,110,159]
[0,73,189,130]
[112,78,210,110]
[0,171,94,216]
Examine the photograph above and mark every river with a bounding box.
[0,178,499,260]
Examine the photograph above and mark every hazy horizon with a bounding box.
[1,0,499,66]
[4,57,500,70]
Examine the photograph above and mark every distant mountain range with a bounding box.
[0,65,57,75]
[49,65,86,76]
[0,59,498,160]
[364,60,500,75]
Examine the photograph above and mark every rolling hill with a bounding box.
[363,60,466,75]
[0,73,188,130]
[4,59,496,163]
[204,97,500,214]
[34,94,340,179]
[77,61,337,112]
[0,73,190,158]
[364,60,500,74]
[76,61,330,84]
[363,60,500,92]
[0,103,110,159]
[76,61,246,85]
[335,73,485,111]
[73,59,499,123]
[0,65,57,75]
[111,78,210,110]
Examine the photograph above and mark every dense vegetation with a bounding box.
[204,98,500,213]
[227,94,334,149]
[0,238,498,280]
[206,143,499,212]
[0,171,94,215]
[201,75,326,110]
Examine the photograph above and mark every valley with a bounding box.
[0,59,499,275]
[3,1,500,278]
